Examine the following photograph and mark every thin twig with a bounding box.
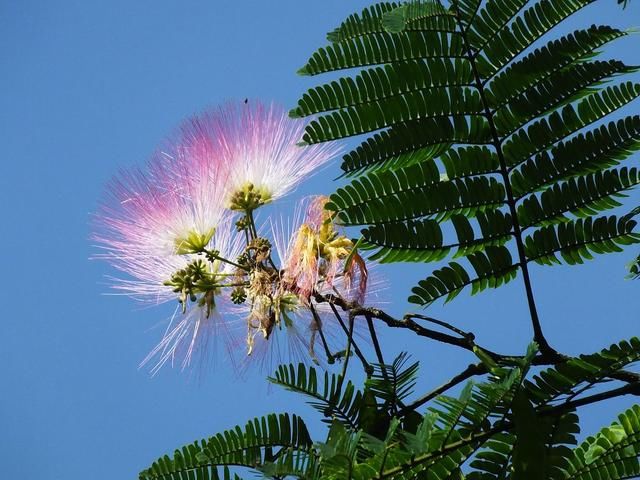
[365,313,386,367]
[328,302,371,374]
[365,313,410,413]
[541,382,640,416]
[338,311,355,390]
[399,363,487,415]
[313,292,639,401]
[205,250,249,272]
[405,313,475,341]
[309,302,334,363]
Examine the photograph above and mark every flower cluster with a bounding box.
[94,101,375,373]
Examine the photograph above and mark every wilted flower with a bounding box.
[232,197,376,370]
[178,101,341,211]
[283,196,368,304]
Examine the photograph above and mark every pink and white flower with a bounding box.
[177,101,341,210]
[93,100,352,374]
[94,134,230,291]
[93,133,244,371]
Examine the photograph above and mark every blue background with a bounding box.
[1,1,639,478]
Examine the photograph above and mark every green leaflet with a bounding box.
[365,352,419,408]
[517,167,640,229]
[561,405,640,480]
[332,176,505,226]
[291,58,473,118]
[503,82,640,168]
[327,1,456,43]
[301,86,483,144]
[299,31,464,77]
[340,115,490,176]
[511,391,548,479]
[327,2,401,42]
[494,60,638,137]
[476,0,596,78]
[139,413,312,480]
[454,0,482,27]
[487,25,628,109]
[629,253,640,279]
[468,432,517,480]
[466,0,530,51]
[526,337,640,404]
[511,116,640,197]
[381,1,454,33]
[524,214,640,266]
[269,364,363,429]
[362,211,512,263]
[294,0,640,305]
[409,246,518,305]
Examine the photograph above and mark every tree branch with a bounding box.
[328,301,371,374]
[541,382,640,416]
[315,293,479,353]
[399,363,487,415]
[313,292,640,411]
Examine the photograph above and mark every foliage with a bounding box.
[142,341,640,479]
[137,0,640,479]
[292,0,640,308]
[629,253,640,278]
[139,413,313,480]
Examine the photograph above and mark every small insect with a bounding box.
[244,98,248,104]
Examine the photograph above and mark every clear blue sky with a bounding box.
[1,1,639,479]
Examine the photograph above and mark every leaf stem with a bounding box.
[365,313,386,367]
[339,312,355,386]
[455,14,560,360]
[541,381,640,415]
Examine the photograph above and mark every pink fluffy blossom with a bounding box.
[178,101,341,209]
[93,101,347,374]
[93,137,231,302]
[93,133,244,372]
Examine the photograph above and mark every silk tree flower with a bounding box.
[94,101,343,374]
[178,101,341,211]
[95,140,228,262]
[93,136,245,372]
